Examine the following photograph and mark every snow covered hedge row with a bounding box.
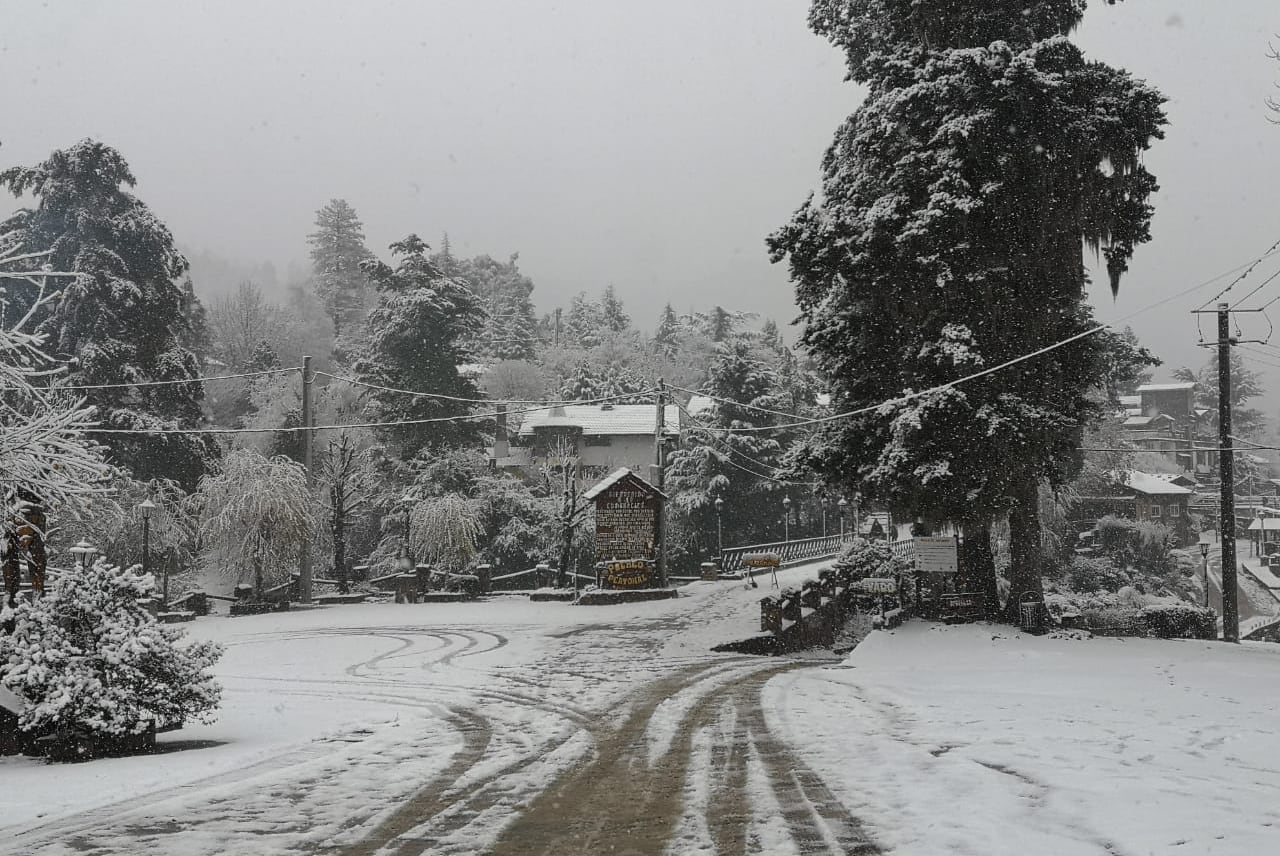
[0,560,223,742]
[1045,592,1215,639]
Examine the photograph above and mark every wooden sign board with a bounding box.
[590,471,661,565]
[859,577,897,594]
[914,536,959,575]
[604,558,654,589]
[743,552,781,568]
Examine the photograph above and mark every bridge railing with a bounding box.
[720,534,852,574]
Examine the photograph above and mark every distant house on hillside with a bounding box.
[1075,470,1194,545]
[490,403,679,482]
[1136,382,1196,424]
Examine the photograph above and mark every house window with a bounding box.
[1168,504,1181,518]
[584,435,612,447]
[1149,504,1162,519]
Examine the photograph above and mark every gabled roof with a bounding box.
[1137,382,1196,393]
[1122,414,1174,428]
[1150,473,1197,488]
[518,404,680,437]
[1118,470,1193,496]
[582,467,667,501]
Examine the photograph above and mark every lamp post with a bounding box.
[69,540,98,572]
[139,498,158,604]
[820,494,828,538]
[401,495,415,568]
[714,496,724,561]
[782,495,791,543]
[838,497,849,540]
[1200,541,1211,610]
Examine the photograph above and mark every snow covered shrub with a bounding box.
[834,538,913,584]
[0,559,222,743]
[1138,603,1216,640]
[1064,556,1130,593]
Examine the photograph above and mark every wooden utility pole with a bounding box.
[299,355,315,604]
[653,379,668,588]
[1217,305,1239,642]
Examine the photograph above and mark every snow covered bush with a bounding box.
[1138,603,1216,640]
[833,537,913,584]
[0,559,222,744]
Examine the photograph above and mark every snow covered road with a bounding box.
[1,564,866,855]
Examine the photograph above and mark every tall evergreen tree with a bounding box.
[653,303,680,356]
[668,338,789,555]
[769,1,1166,612]
[444,252,538,362]
[601,285,630,333]
[308,198,373,343]
[355,236,485,458]
[563,292,606,348]
[0,140,216,488]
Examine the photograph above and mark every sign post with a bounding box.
[584,468,668,590]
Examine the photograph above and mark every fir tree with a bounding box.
[0,140,216,489]
[601,285,630,333]
[308,198,373,343]
[445,252,538,362]
[355,235,485,458]
[563,293,606,348]
[0,559,223,747]
[770,1,1166,612]
[653,303,680,356]
[667,338,787,555]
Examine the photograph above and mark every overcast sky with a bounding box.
[2,1,1278,393]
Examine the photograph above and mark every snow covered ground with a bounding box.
[769,622,1280,856]
[4,568,1280,855]
[0,564,827,855]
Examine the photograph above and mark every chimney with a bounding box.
[493,402,509,461]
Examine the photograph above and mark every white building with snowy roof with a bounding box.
[492,403,680,480]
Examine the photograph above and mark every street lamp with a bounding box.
[782,495,792,543]
[69,539,98,572]
[820,494,828,538]
[401,495,416,568]
[1200,541,1211,610]
[714,496,725,560]
[139,498,159,604]
[838,497,849,540]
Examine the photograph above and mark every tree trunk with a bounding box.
[959,514,999,617]
[1005,475,1045,621]
[253,554,263,600]
[333,491,348,594]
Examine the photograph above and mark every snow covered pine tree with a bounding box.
[769,0,1166,616]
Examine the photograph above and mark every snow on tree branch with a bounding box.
[0,242,114,532]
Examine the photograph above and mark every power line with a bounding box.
[674,398,821,487]
[1229,264,1280,311]
[315,370,634,406]
[79,387,659,435]
[1198,236,1280,309]
[0,366,297,393]
[666,383,814,424]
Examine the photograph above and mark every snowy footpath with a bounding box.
[3,570,1280,855]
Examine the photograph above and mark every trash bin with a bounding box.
[1018,591,1047,635]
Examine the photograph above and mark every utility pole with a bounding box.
[299,355,315,604]
[553,307,562,348]
[653,379,668,588]
[1217,305,1239,642]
